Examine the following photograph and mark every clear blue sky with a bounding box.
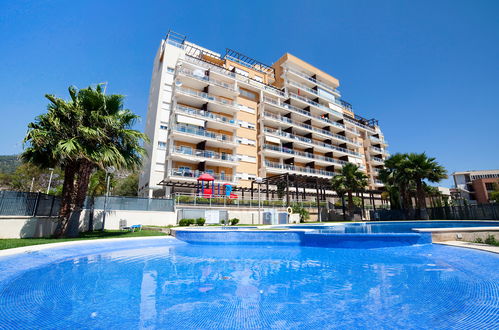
[1,0,498,187]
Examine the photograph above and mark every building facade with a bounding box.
[139,31,389,198]
[452,169,499,204]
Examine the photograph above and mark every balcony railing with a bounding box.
[171,146,237,162]
[182,56,285,97]
[172,125,235,143]
[374,179,384,185]
[265,160,335,177]
[263,144,348,166]
[263,112,360,146]
[369,136,386,144]
[264,128,362,157]
[372,157,384,163]
[178,68,237,92]
[370,146,386,153]
[176,86,238,109]
[288,92,343,117]
[175,105,236,126]
[168,168,236,182]
[344,117,376,133]
[286,67,340,97]
[263,97,347,131]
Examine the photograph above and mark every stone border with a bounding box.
[435,241,499,254]
[0,236,175,258]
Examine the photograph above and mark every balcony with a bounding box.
[344,117,376,133]
[370,135,388,146]
[170,146,238,166]
[370,146,387,154]
[175,104,237,130]
[176,86,239,114]
[289,92,343,119]
[172,125,236,147]
[177,67,238,97]
[264,128,362,158]
[167,168,237,183]
[374,179,384,186]
[263,97,346,131]
[285,67,341,97]
[181,56,285,98]
[371,157,384,164]
[265,160,335,178]
[263,144,348,167]
[263,112,360,147]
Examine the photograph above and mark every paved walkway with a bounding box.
[435,240,499,254]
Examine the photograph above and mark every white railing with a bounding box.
[172,125,236,144]
[263,144,348,166]
[178,68,237,92]
[263,112,360,146]
[286,67,340,97]
[171,145,238,162]
[265,160,336,177]
[175,105,236,126]
[176,86,238,110]
[264,127,362,157]
[168,169,236,182]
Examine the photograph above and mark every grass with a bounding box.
[474,235,499,247]
[0,230,167,251]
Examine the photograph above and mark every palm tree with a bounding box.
[331,163,368,218]
[22,87,85,228]
[23,84,148,237]
[404,153,447,219]
[379,153,412,211]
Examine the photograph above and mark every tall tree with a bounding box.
[403,153,447,219]
[23,85,147,237]
[331,163,368,218]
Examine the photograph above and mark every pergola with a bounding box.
[159,173,385,220]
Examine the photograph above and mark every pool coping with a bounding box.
[0,236,175,257]
[435,241,499,254]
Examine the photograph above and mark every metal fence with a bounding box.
[91,196,175,212]
[0,191,60,217]
[371,203,499,221]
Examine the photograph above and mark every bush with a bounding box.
[292,205,310,223]
[485,235,497,245]
[196,218,206,226]
[220,219,225,225]
[230,218,239,226]
[178,218,195,226]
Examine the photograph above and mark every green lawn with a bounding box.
[0,230,167,251]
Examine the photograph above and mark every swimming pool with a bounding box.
[0,237,497,329]
[282,220,499,233]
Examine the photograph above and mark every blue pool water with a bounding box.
[284,220,499,233]
[0,237,498,329]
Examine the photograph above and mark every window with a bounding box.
[239,89,257,100]
[253,75,263,83]
[167,67,175,73]
[238,120,256,129]
[159,125,168,130]
[179,145,192,154]
[234,67,249,77]
[236,137,256,146]
[158,142,167,150]
[237,154,256,163]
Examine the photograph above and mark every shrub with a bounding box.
[220,219,226,225]
[485,235,497,245]
[474,237,483,244]
[230,218,239,226]
[178,218,195,226]
[292,205,310,223]
[196,218,206,226]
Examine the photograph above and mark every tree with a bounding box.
[331,163,368,218]
[379,153,411,211]
[114,173,139,196]
[22,84,148,237]
[404,153,447,219]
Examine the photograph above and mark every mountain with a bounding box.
[0,155,21,173]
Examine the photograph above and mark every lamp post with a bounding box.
[46,168,54,194]
[102,166,116,231]
[256,177,263,225]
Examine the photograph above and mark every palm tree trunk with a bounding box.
[347,191,354,219]
[66,160,94,237]
[416,180,428,220]
[54,162,78,237]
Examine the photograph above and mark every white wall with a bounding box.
[89,209,177,230]
[0,217,59,238]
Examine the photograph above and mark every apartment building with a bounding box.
[452,169,499,204]
[138,31,389,198]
